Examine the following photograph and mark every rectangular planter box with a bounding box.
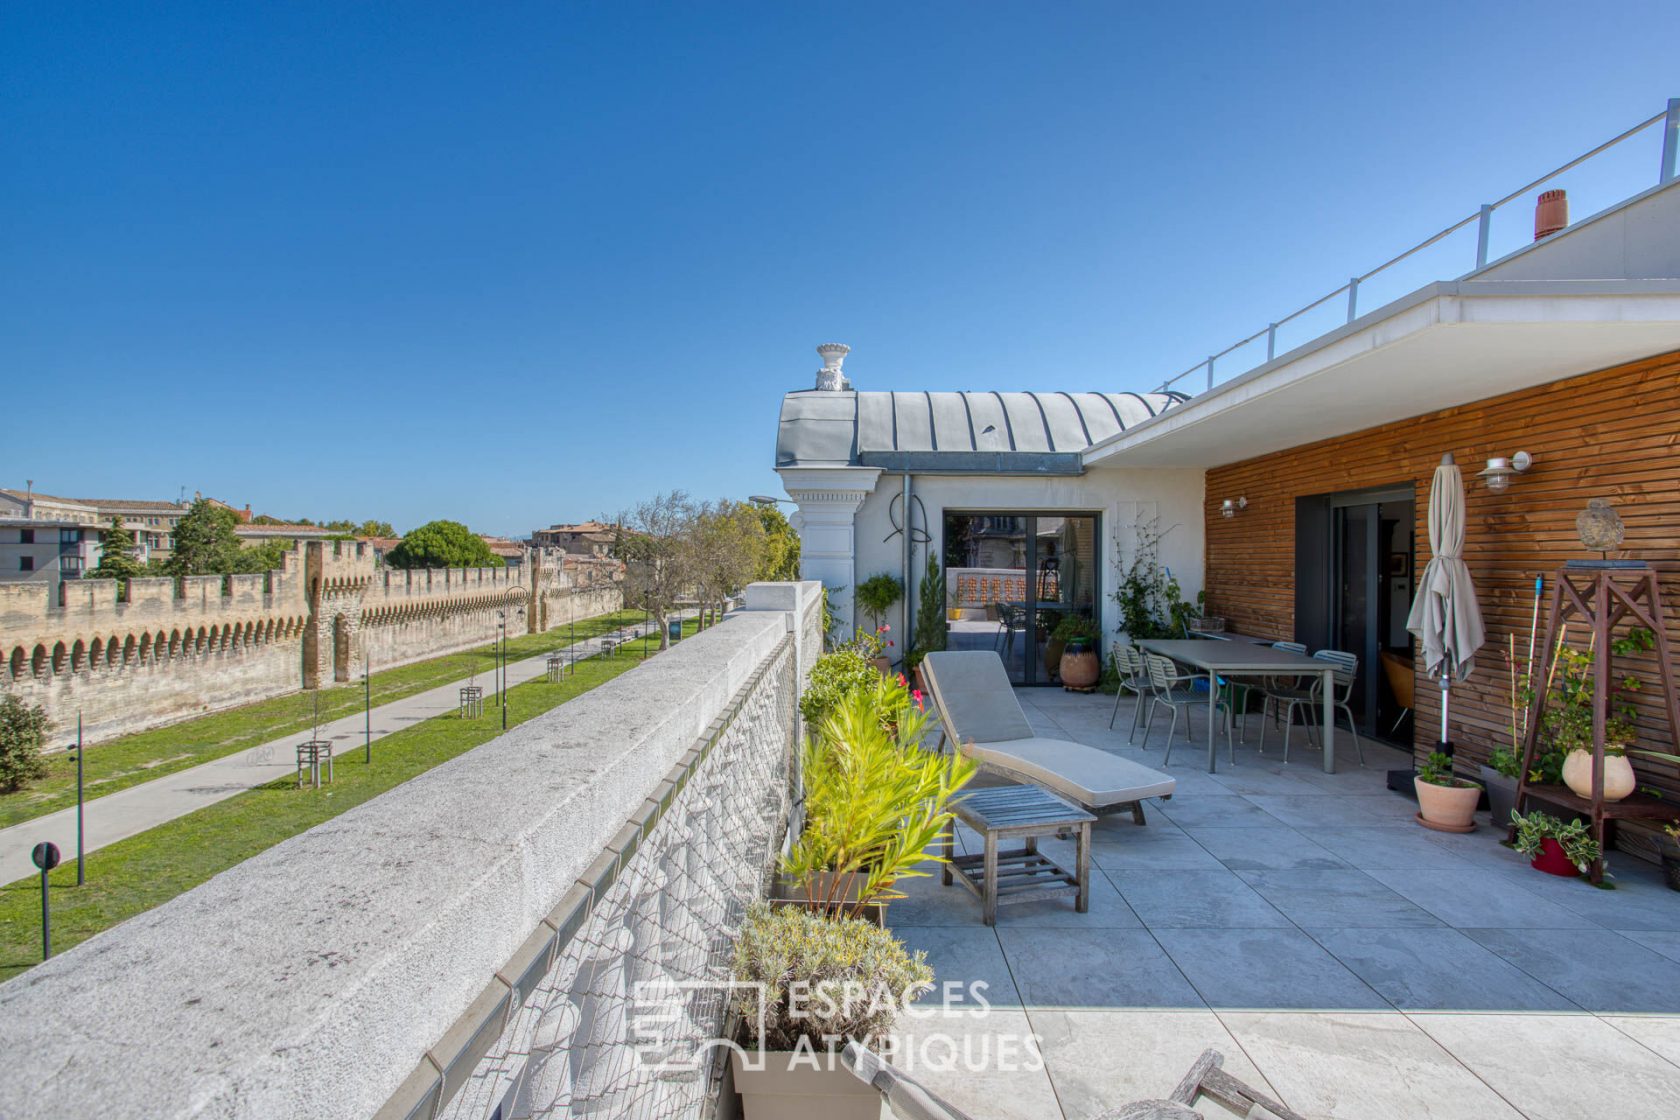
[730,1049,883,1120]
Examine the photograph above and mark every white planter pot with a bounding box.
[731,1049,882,1120]
[1562,750,1637,802]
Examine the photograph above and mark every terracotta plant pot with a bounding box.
[871,655,893,676]
[1562,749,1636,801]
[1530,836,1581,877]
[1059,642,1101,689]
[1415,777,1482,831]
[731,1048,881,1120]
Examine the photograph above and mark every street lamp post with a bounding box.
[32,841,60,960]
[364,652,372,764]
[64,713,85,886]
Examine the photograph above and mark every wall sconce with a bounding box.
[1476,451,1533,494]
[1221,497,1247,519]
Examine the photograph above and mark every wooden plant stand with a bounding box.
[1509,564,1680,883]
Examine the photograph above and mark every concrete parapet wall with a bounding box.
[0,581,820,1120]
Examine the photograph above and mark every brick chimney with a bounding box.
[814,342,852,391]
[1535,189,1568,240]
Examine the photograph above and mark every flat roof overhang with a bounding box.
[1083,279,1680,470]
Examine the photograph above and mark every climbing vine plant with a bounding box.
[1111,515,1198,640]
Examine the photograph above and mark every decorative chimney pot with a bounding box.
[1535,189,1569,240]
[814,342,852,391]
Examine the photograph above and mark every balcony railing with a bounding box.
[1153,97,1680,397]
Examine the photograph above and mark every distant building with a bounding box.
[0,492,108,598]
[530,521,617,558]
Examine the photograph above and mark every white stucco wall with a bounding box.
[812,466,1205,644]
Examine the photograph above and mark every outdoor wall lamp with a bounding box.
[1221,497,1247,518]
[1477,451,1533,494]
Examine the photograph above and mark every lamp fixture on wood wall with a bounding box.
[1221,497,1248,518]
[1476,451,1532,493]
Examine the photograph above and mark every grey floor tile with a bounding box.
[1238,868,1444,927]
[1105,868,1292,929]
[1153,927,1387,1010]
[1464,927,1680,1013]
[1621,929,1680,965]
[888,857,1141,930]
[995,927,1204,1010]
[1413,1012,1680,1118]
[1089,826,1227,872]
[1193,827,1351,871]
[1525,864,1680,931]
[1151,795,1286,830]
[892,924,1022,1007]
[1220,1010,1526,1119]
[1368,869,1602,929]
[1032,1009,1286,1118]
[890,1009,1063,1120]
[1307,926,1577,1011]
[1599,1014,1680,1070]
[1207,765,1334,798]
[1309,825,1479,871]
[1246,793,1417,828]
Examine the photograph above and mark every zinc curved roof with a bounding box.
[776,389,1186,471]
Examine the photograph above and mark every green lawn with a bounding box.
[0,609,652,830]
[0,618,700,981]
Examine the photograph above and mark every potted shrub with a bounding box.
[1481,746,1522,825]
[730,902,931,1120]
[1053,615,1102,690]
[853,574,904,670]
[1414,751,1482,833]
[798,647,879,731]
[1510,809,1601,877]
[1541,635,1648,801]
[777,681,975,920]
[1655,824,1680,893]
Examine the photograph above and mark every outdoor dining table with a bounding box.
[1136,639,1338,774]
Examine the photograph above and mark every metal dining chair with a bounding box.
[1145,652,1235,766]
[1108,642,1150,743]
[1261,649,1364,767]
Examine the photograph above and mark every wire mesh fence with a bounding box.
[437,636,797,1120]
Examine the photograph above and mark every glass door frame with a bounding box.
[942,508,1103,686]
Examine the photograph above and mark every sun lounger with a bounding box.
[921,651,1176,821]
[842,1041,1306,1120]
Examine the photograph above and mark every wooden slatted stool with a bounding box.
[942,785,1095,925]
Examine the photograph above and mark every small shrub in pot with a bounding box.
[1414,751,1482,832]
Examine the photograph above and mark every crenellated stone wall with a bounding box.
[0,541,623,743]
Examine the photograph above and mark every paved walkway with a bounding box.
[0,618,672,885]
[895,688,1680,1119]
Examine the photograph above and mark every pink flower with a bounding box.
[880,624,891,633]
[896,674,908,687]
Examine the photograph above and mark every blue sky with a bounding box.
[4,2,1677,534]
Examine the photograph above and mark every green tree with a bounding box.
[385,521,503,569]
[232,539,292,573]
[86,517,147,581]
[166,498,242,577]
[690,500,767,626]
[611,492,695,649]
[753,504,801,582]
[0,695,49,793]
[357,520,396,538]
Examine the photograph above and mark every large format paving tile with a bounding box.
[1463,927,1680,1014]
[1311,825,1480,871]
[1105,868,1292,929]
[995,928,1204,1010]
[1151,794,1287,830]
[1192,826,1351,871]
[1600,1014,1680,1069]
[1369,869,1602,929]
[1245,793,1418,829]
[894,925,1022,1008]
[1412,1012,1680,1119]
[891,1008,1064,1120]
[1208,765,1335,798]
[1518,864,1680,931]
[1032,1009,1285,1120]
[1238,869,1444,928]
[1620,929,1680,965]
[1307,927,1577,1012]
[1153,927,1388,1011]
[1089,824,1227,872]
[1218,1010,1525,1119]
[888,859,1142,929]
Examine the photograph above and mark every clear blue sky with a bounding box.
[4,2,1677,534]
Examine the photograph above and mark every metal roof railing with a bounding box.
[1155,97,1680,396]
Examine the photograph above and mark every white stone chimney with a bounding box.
[814,342,852,391]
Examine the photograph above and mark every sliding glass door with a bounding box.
[943,511,1100,685]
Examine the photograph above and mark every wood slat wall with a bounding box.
[1204,348,1680,847]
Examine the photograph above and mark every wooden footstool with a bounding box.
[942,785,1096,925]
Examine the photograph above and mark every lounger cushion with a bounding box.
[922,651,1177,809]
[963,737,1177,808]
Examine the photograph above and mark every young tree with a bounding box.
[385,520,504,569]
[86,517,147,581]
[610,492,696,650]
[754,504,801,582]
[0,695,49,793]
[690,500,767,627]
[358,519,397,538]
[166,498,242,577]
[233,539,292,573]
